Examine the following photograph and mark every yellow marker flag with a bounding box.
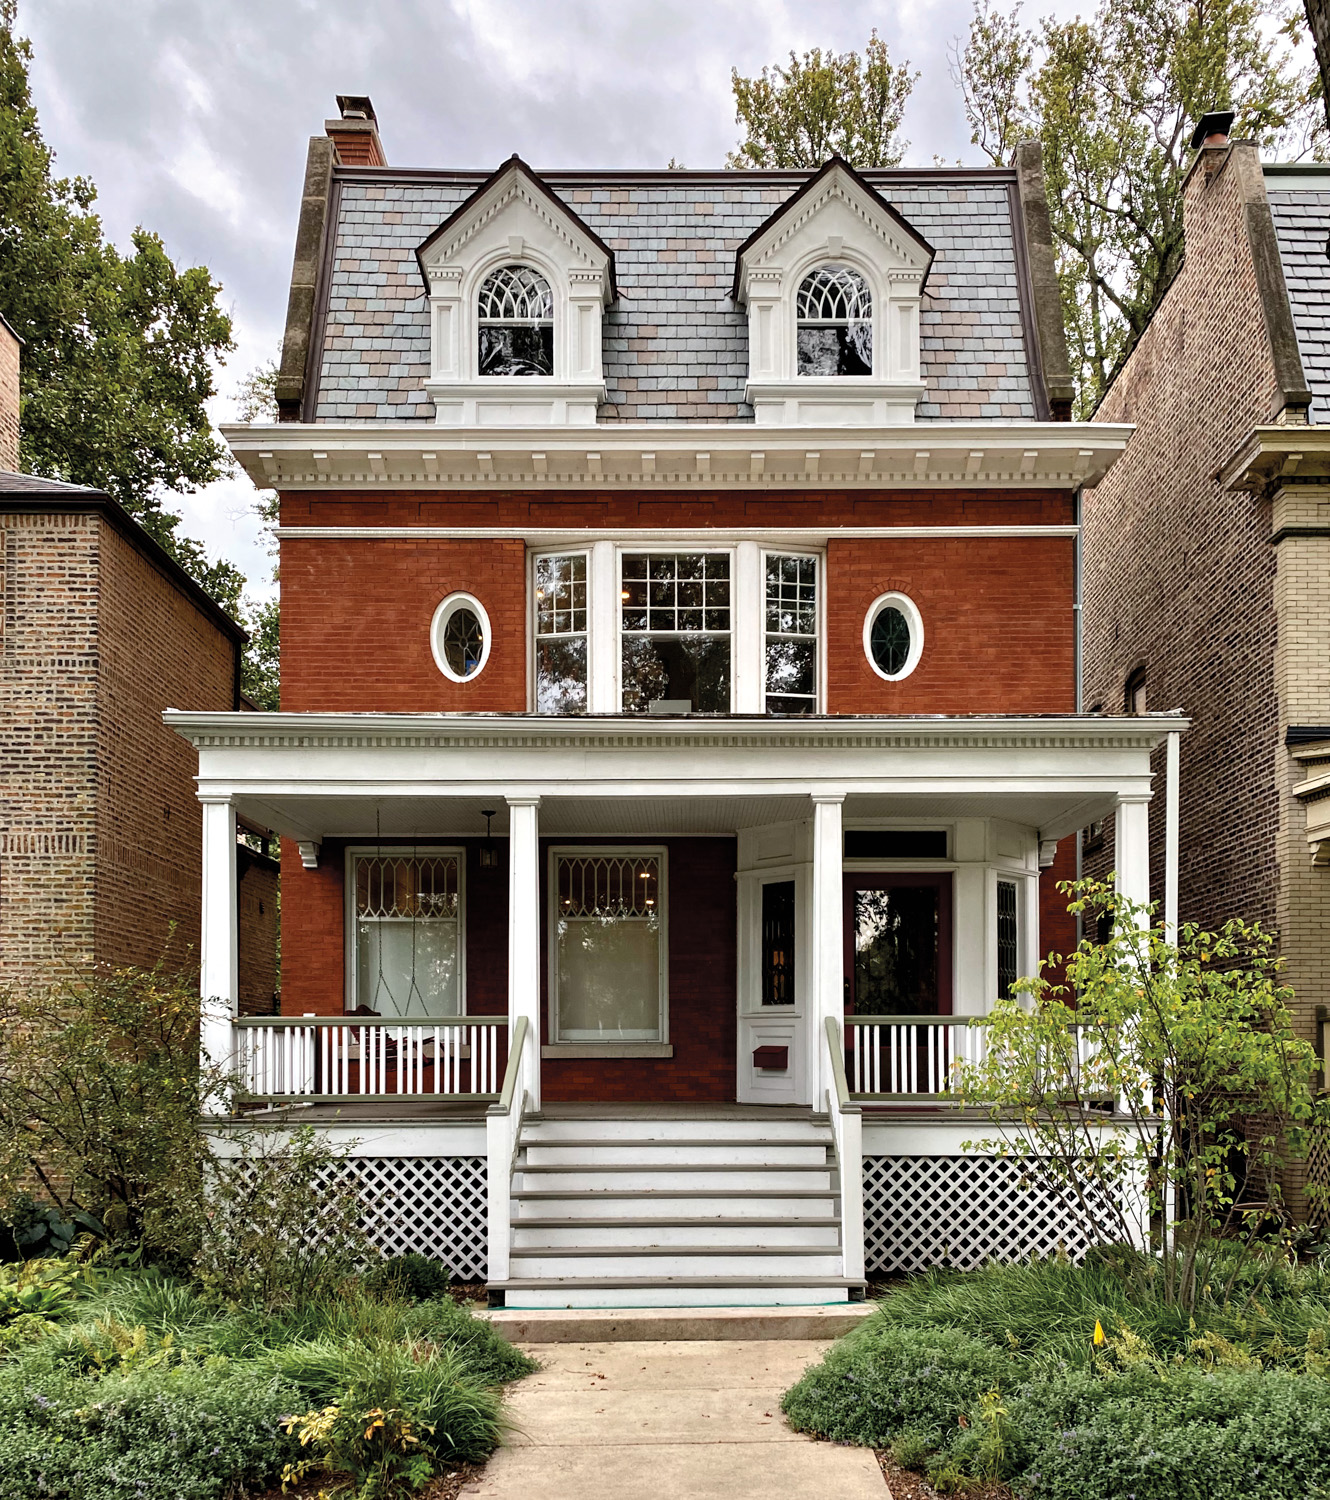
[1093,1320,1106,1347]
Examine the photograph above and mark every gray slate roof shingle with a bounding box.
[1268,185,1330,424]
[313,170,1039,424]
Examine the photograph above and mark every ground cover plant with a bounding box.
[0,1261,536,1500]
[783,1253,1330,1499]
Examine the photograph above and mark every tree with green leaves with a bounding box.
[959,879,1317,1312]
[728,31,917,169]
[0,0,243,607]
[957,0,1324,413]
[234,358,280,710]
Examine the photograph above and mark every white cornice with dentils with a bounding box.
[223,421,1134,492]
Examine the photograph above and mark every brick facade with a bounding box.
[0,498,275,995]
[0,318,18,473]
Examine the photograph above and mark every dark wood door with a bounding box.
[843,872,953,1016]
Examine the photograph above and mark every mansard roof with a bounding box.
[1266,165,1330,424]
[311,161,1043,424]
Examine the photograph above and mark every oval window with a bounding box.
[863,593,923,681]
[431,594,492,683]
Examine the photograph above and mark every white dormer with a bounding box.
[732,157,934,426]
[415,156,616,426]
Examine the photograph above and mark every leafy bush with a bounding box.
[0,1195,105,1261]
[195,1124,369,1309]
[365,1252,453,1303]
[0,1361,301,1500]
[283,1399,435,1499]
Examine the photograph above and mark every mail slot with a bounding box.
[752,1044,789,1071]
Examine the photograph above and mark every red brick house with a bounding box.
[0,316,278,1008]
[176,98,1181,1306]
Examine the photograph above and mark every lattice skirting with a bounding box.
[1308,1113,1330,1229]
[863,1155,1116,1275]
[346,1156,488,1281]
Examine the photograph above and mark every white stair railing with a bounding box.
[823,1015,865,1285]
[232,1015,509,1100]
[485,1014,530,1290]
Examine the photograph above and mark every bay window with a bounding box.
[620,552,731,713]
[763,553,818,713]
[534,552,589,713]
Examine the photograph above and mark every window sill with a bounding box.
[542,1043,674,1059]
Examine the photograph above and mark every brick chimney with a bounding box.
[326,95,387,167]
[0,312,21,473]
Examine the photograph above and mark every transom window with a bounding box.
[764,553,817,714]
[796,264,873,377]
[352,853,463,1018]
[552,851,665,1042]
[621,553,731,713]
[477,264,554,377]
[534,552,588,714]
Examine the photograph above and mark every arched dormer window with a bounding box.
[477,264,554,376]
[796,265,873,377]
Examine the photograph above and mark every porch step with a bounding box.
[500,1110,859,1309]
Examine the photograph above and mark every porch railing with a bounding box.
[233,1016,509,1101]
[844,1014,1105,1104]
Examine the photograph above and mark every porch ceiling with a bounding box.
[225,789,1124,844]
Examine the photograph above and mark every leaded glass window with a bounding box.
[534,553,588,714]
[761,880,796,1005]
[764,554,817,713]
[353,854,462,1018]
[997,879,1018,1000]
[442,607,485,678]
[553,852,664,1041]
[477,264,554,376]
[870,605,911,677]
[620,553,731,713]
[796,264,873,376]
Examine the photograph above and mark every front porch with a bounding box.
[178,710,1182,1304]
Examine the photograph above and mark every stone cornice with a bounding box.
[1218,424,1330,494]
[166,710,1186,755]
[223,420,1133,492]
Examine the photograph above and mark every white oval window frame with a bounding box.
[863,591,924,682]
[430,592,492,683]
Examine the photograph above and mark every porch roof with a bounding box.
[167,710,1186,847]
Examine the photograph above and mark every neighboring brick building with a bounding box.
[0,342,278,1008]
[1082,118,1330,1209]
[179,98,1181,1305]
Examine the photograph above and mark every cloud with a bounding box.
[18,0,1009,592]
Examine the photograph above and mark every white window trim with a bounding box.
[344,845,468,1015]
[863,590,924,682]
[759,547,823,715]
[548,844,669,1044]
[431,592,492,684]
[528,547,592,713]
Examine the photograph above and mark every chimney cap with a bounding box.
[1189,110,1235,150]
[336,95,377,125]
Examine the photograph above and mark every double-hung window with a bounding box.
[350,852,463,1017]
[620,552,731,713]
[763,553,818,713]
[534,552,589,713]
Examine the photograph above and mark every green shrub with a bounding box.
[781,1323,1010,1448]
[283,1399,435,1499]
[365,1252,453,1303]
[0,1362,301,1500]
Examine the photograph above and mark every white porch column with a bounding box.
[810,794,845,1104]
[1164,731,1180,937]
[1115,793,1152,924]
[199,798,238,1113]
[506,796,542,1111]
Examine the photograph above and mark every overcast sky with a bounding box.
[21,0,1088,596]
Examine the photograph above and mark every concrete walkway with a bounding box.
[460,1338,885,1499]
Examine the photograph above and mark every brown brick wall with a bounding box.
[238,849,280,1016]
[280,834,737,1102]
[0,512,100,981]
[0,320,18,472]
[94,519,240,972]
[1084,145,1282,936]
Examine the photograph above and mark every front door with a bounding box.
[843,872,953,1016]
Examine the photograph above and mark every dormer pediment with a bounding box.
[414,157,616,426]
[732,157,936,426]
